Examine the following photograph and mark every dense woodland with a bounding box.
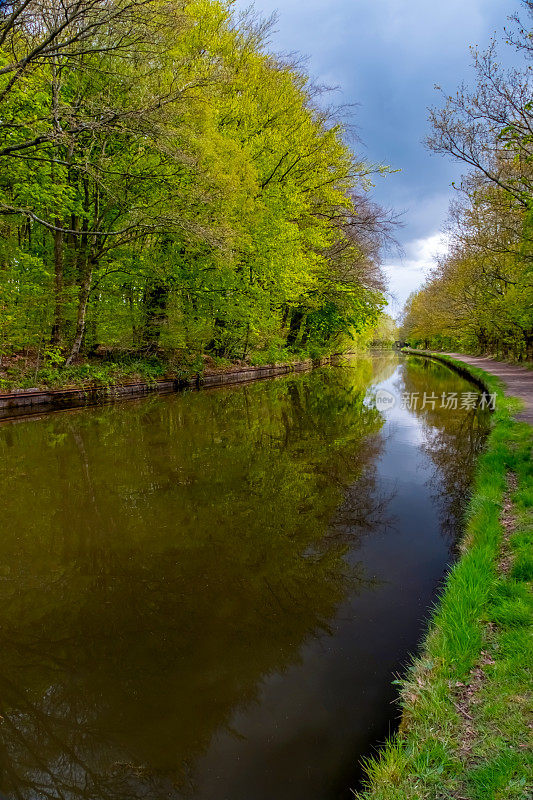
[402,1,533,361]
[0,0,395,387]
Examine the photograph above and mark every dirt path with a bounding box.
[444,353,533,425]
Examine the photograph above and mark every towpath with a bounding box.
[444,353,533,426]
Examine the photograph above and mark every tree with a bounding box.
[407,2,533,360]
[0,0,393,380]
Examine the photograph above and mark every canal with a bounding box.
[0,353,490,800]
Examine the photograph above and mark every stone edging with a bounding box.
[402,348,491,394]
[0,357,331,420]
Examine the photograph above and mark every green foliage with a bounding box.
[0,0,390,376]
[0,353,176,390]
[370,312,399,348]
[402,8,533,362]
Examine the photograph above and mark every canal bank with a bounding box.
[357,353,533,800]
[0,356,333,420]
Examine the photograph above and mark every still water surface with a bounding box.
[0,353,489,800]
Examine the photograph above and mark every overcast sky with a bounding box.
[233,0,522,316]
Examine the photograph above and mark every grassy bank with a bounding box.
[0,349,321,392]
[357,355,533,800]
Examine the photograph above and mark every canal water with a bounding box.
[0,353,490,800]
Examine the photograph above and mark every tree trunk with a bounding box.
[242,320,250,360]
[526,331,533,361]
[141,280,169,349]
[207,317,227,357]
[50,224,64,345]
[65,262,93,365]
[286,309,305,347]
[300,317,310,348]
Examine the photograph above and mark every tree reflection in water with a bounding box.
[0,363,387,800]
[400,356,491,547]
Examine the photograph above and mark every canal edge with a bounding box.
[0,356,334,421]
[356,352,533,799]
[402,348,492,395]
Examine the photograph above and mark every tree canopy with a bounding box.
[401,1,533,360]
[0,0,393,383]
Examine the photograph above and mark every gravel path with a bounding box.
[444,353,533,426]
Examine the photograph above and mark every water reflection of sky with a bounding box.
[167,357,488,800]
[0,354,489,800]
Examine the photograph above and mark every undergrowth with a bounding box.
[0,347,321,390]
[0,351,204,390]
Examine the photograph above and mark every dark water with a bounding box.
[0,353,490,800]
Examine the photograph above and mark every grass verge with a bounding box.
[0,353,201,391]
[0,349,327,392]
[357,354,533,800]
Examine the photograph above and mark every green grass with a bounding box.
[0,347,316,391]
[357,354,533,800]
[0,358,168,390]
[0,351,207,391]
